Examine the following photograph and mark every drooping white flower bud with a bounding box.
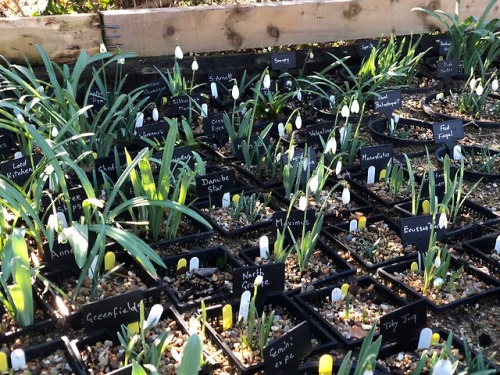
[476,85,484,96]
[309,174,319,193]
[433,277,444,288]
[351,99,360,114]
[299,195,307,211]
[117,57,125,65]
[135,113,144,128]
[201,103,208,118]
[254,275,264,286]
[325,138,337,155]
[295,89,302,101]
[295,113,302,129]
[341,104,350,118]
[174,44,184,60]
[433,357,453,375]
[152,107,159,122]
[438,211,448,229]
[336,159,342,175]
[232,83,240,100]
[491,78,499,92]
[263,73,271,90]
[191,58,199,71]
[436,92,444,101]
[342,186,350,205]
[434,254,441,268]
[99,42,107,53]
[469,78,477,91]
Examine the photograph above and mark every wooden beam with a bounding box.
[101,0,500,57]
[0,14,101,64]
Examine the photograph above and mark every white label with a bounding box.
[259,235,269,259]
[222,192,231,208]
[367,165,376,184]
[417,327,433,349]
[238,290,252,323]
[189,256,200,271]
[210,82,218,99]
[11,349,26,371]
[349,219,358,232]
[331,288,342,302]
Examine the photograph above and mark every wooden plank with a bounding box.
[101,0,500,57]
[0,14,101,64]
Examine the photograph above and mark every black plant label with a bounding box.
[83,290,143,338]
[87,88,106,111]
[359,144,394,172]
[432,120,464,151]
[373,90,402,118]
[171,145,195,169]
[272,209,315,242]
[208,69,237,90]
[203,114,227,146]
[439,38,452,56]
[306,122,335,148]
[436,59,460,81]
[357,39,378,57]
[171,94,203,116]
[195,169,236,203]
[95,155,127,182]
[281,148,318,185]
[233,263,285,309]
[400,215,441,254]
[271,51,297,73]
[420,169,446,200]
[233,134,269,162]
[1,153,42,184]
[264,321,312,374]
[136,121,169,146]
[380,299,427,350]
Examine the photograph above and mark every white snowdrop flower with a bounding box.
[174,44,184,60]
[469,78,477,91]
[436,92,444,101]
[276,152,282,163]
[433,357,453,375]
[309,51,314,59]
[491,78,499,92]
[433,277,444,288]
[339,126,347,143]
[295,89,302,101]
[329,95,336,107]
[342,186,350,205]
[152,107,159,122]
[232,83,240,100]
[99,42,107,53]
[434,255,441,268]
[309,174,319,193]
[37,86,44,93]
[325,138,337,155]
[135,113,144,128]
[191,58,199,71]
[51,126,59,138]
[254,275,264,286]
[263,73,271,90]
[299,195,307,211]
[58,231,68,244]
[278,122,285,137]
[362,364,374,375]
[341,104,350,118]
[476,84,484,96]
[336,159,342,175]
[351,99,360,114]
[438,211,448,229]
[286,79,293,88]
[117,57,125,65]
[295,113,302,129]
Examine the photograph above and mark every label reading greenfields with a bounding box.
[83,290,143,337]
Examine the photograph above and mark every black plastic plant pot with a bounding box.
[368,117,436,148]
[421,92,500,128]
[270,181,373,220]
[192,190,281,238]
[462,233,500,276]
[203,292,338,375]
[68,305,216,375]
[322,214,418,270]
[294,276,408,348]
[310,97,380,123]
[297,360,390,375]
[346,171,413,208]
[435,145,500,182]
[238,238,356,292]
[394,197,500,243]
[231,161,283,189]
[378,328,500,374]
[160,246,243,312]
[377,258,500,312]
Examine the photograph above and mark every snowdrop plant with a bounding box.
[454,71,499,117]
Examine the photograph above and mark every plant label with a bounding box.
[432,120,464,151]
[94,155,128,182]
[208,69,237,90]
[380,299,427,349]
[0,153,42,184]
[189,256,200,271]
[264,321,312,374]
[349,219,358,232]
[222,304,233,330]
[359,144,394,173]
[69,186,86,218]
[0,352,6,373]
[357,39,377,57]
[233,263,285,309]
[436,58,460,82]
[141,79,168,103]
[238,290,252,323]
[367,166,376,184]
[271,51,297,73]
[373,90,402,118]
[417,327,433,349]
[282,148,318,185]
[420,169,446,200]
[210,82,218,98]
[10,349,26,371]
[203,114,227,146]
[136,121,169,146]
[234,134,269,162]
[439,39,452,56]
[87,88,106,111]
[306,122,335,149]
[259,235,270,259]
[171,146,195,169]
[400,215,442,254]
[272,209,315,241]
[222,192,231,208]
[171,94,203,116]
[495,235,500,254]
[331,288,342,302]
[195,169,236,202]
[82,290,143,338]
